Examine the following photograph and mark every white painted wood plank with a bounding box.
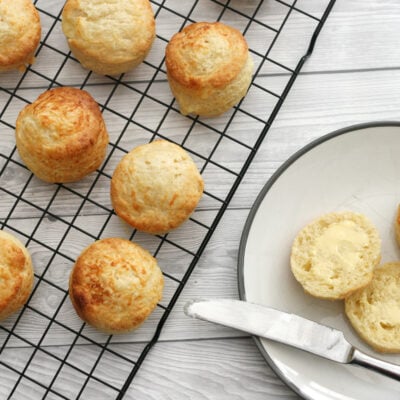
[126,338,299,400]
[0,338,299,400]
[1,1,400,399]
[305,0,400,71]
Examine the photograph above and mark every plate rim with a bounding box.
[237,120,400,399]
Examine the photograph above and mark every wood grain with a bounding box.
[1,0,400,399]
[0,338,299,400]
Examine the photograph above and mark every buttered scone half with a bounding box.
[69,238,164,334]
[62,0,155,75]
[165,21,253,117]
[0,230,34,321]
[15,87,109,183]
[0,0,41,72]
[290,211,381,300]
[111,140,204,235]
[345,262,400,353]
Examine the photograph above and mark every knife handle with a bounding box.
[351,349,400,381]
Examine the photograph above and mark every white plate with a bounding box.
[238,123,400,400]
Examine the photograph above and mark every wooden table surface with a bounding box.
[1,0,400,399]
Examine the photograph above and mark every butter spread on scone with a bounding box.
[290,211,381,300]
[313,220,369,271]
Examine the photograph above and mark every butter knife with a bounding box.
[184,299,400,380]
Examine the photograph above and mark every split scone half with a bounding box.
[345,262,400,353]
[290,211,381,300]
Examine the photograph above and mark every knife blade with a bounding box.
[184,299,400,381]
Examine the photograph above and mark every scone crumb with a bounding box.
[345,262,400,352]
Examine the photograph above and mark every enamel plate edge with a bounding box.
[238,122,400,400]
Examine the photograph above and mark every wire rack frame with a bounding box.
[0,0,335,398]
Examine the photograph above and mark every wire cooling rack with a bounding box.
[0,0,335,398]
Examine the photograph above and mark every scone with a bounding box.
[165,21,254,117]
[111,140,204,235]
[69,238,164,334]
[61,0,155,75]
[345,262,400,353]
[0,230,34,321]
[15,87,109,183]
[290,211,381,300]
[0,0,41,72]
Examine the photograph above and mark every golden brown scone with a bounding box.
[345,262,400,353]
[165,21,253,117]
[69,238,164,334]
[0,0,41,72]
[111,140,204,235]
[290,211,381,300]
[61,0,155,75]
[0,230,34,321]
[15,87,109,183]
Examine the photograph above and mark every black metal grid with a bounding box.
[0,0,335,398]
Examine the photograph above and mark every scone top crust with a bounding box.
[0,230,34,321]
[290,211,381,300]
[345,262,400,353]
[16,87,104,154]
[62,0,155,69]
[15,86,109,183]
[0,0,41,71]
[165,21,249,90]
[69,238,164,334]
[111,140,204,234]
